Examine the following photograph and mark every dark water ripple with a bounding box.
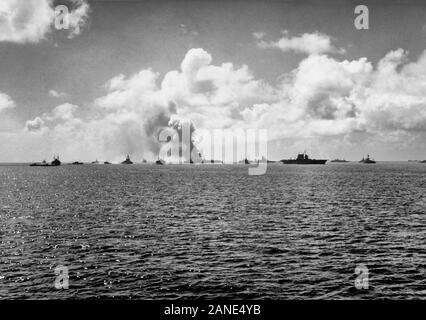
[0,163,425,299]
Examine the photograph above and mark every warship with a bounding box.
[121,154,133,164]
[359,155,376,164]
[330,159,349,163]
[30,155,61,167]
[238,158,250,164]
[30,160,48,167]
[155,158,165,165]
[69,161,83,165]
[281,152,327,165]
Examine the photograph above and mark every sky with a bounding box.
[1,0,426,162]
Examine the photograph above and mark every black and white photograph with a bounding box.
[0,0,424,310]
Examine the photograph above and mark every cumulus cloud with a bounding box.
[256,30,345,55]
[0,92,15,112]
[66,0,90,39]
[0,0,90,43]
[252,31,265,39]
[48,89,68,98]
[25,103,78,130]
[25,116,44,132]
[5,46,426,162]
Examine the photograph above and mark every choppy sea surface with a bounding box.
[0,163,425,299]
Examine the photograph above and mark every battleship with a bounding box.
[121,154,133,164]
[30,155,61,167]
[359,155,376,164]
[281,152,327,165]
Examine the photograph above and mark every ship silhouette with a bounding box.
[30,155,61,167]
[155,157,165,165]
[359,155,376,164]
[121,154,133,164]
[281,152,327,164]
[238,158,250,164]
[70,161,83,165]
[331,159,349,163]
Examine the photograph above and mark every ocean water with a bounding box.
[0,163,425,299]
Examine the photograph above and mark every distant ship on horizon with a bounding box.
[121,154,133,164]
[30,155,61,167]
[238,158,250,164]
[359,155,376,164]
[281,152,327,165]
[331,159,349,163]
[70,161,84,165]
[155,158,165,165]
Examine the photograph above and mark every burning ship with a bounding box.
[281,152,327,165]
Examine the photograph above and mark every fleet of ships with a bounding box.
[28,151,426,167]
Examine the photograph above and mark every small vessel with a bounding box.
[31,155,61,166]
[155,158,165,165]
[51,155,61,166]
[359,155,376,164]
[30,160,49,167]
[70,161,83,165]
[104,161,111,164]
[142,159,147,163]
[201,159,223,164]
[331,159,349,163]
[121,154,133,164]
[91,159,99,164]
[238,158,250,164]
[281,152,327,165]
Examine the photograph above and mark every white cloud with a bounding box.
[48,89,68,98]
[256,30,345,55]
[25,116,44,132]
[252,31,265,39]
[0,92,15,112]
[66,0,90,39]
[0,0,90,44]
[5,46,426,162]
[50,103,79,120]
